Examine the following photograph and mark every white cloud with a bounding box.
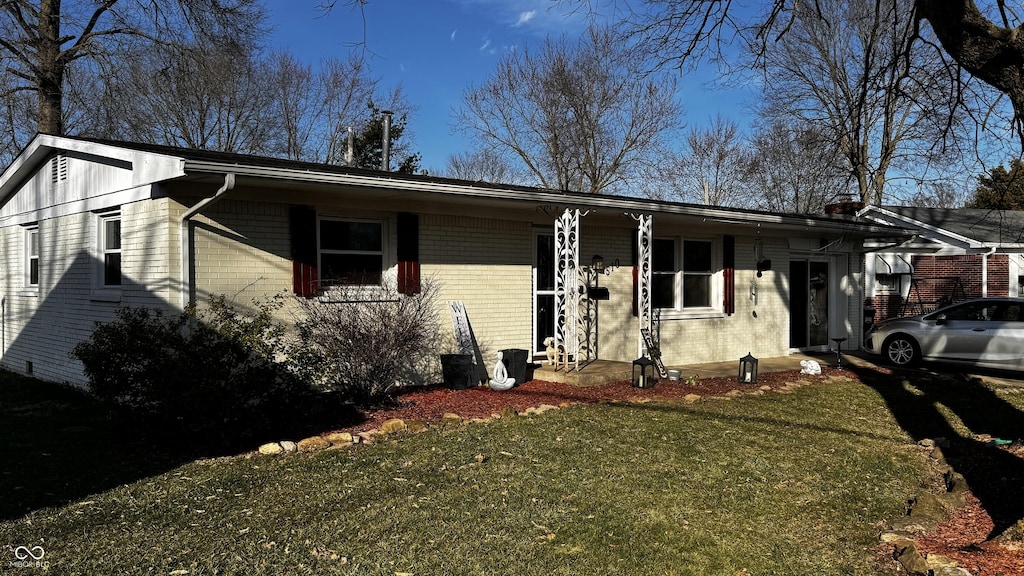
[514,10,535,26]
[479,38,492,53]
[451,29,458,41]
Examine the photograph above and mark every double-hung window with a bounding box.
[25,225,39,287]
[651,237,714,311]
[319,218,385,286]
[100,213,122,286]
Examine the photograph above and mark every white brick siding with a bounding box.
[0,199,178,385]
[420,214,533,361]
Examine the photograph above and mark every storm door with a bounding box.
[534,231,556,355]
[790,260,830,349]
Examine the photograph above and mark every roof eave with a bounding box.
[181,159,908,237]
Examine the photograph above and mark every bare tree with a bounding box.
[98,41,278,154]
[455,25,682,194]
[666,115,753,206]
[445,149,524,184]
[0,0,265,145]
[748,121,852,213]
[754,0,964,206]
[265,51,377,163]
[564,0,1024,147]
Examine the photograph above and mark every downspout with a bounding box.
[180,173,235,309]
[981,246,997,298]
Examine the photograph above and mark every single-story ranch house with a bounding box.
[0,134,909,386]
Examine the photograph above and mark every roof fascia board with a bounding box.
[182,159,907,237]
[856,205,981,248]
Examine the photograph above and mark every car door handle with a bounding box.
[972,328,986,332]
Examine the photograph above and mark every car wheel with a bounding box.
[883,334,919,367]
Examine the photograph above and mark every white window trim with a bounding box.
[20,224,40,295]
[874,273,901,294]
[654,236,723,320]
[317,216,390,290]
[92,211,122,302]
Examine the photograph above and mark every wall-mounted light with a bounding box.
[592,254,605,274]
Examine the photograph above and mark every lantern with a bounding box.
[738,352,758,384]
[632,356,658,389]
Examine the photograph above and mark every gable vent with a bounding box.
[50,154,68,184]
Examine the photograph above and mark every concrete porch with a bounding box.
[531,351,877,386]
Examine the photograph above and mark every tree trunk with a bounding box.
[917,0,1024,131]
[37,0,65,135]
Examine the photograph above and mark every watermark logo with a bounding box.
[10,545,48,569]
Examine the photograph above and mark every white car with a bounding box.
[864,297,1024,371]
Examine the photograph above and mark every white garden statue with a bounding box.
[488,351,516,391]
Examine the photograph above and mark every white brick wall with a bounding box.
[420,214,534,361]
[0,199,178,385]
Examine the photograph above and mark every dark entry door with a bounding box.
[534,233,555,354]
[790,261,809,348]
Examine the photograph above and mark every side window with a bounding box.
[944,303,996,321]
[25,225,39,287]
[1002,304,1022,322]
[318,218,384,286]
[100,213,122,286]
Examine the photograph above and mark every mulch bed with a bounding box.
[350,367,817,432]
[329,368,1022,576]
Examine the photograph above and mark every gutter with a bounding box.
[180,160,906,237]
[180,173,235,309]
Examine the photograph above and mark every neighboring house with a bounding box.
[854,205,1024,321]
[0,134,907,386]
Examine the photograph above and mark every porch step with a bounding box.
[531,360,632,386]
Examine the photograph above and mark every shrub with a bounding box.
[71,296,317,447]
[293,279,441,405]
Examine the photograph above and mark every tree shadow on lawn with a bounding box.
[0,371,365,522]
[849,363,1024,541]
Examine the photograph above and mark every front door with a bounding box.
[790,259,830,349]
[534,232,556,355]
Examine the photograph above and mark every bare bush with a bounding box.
[292,279,441,405]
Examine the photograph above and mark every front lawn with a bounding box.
[2,370,934,575]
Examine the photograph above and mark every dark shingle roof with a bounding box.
[883,206,1024,244]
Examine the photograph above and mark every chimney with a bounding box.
[345,126,354,167]
[824,197,865,215]
[381,110,393,172]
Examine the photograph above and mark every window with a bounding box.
[100,214,122,286]
[651,237,714,310]
[25,226,39,287]
[319,218,384,286]
[876,273,900,293]
[651,238,676,309]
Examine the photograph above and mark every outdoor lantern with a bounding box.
[738,352,758,385]
[592,254,605,273]
[632,356,657,389]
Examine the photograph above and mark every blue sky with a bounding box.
[266,0,754,174]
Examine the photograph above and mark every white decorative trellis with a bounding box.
[554,208,580,371]
[634,213,653,358]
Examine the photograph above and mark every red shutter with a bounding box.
[723,235,735,316]
[290,206,319,297]
[396,212,420,295]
